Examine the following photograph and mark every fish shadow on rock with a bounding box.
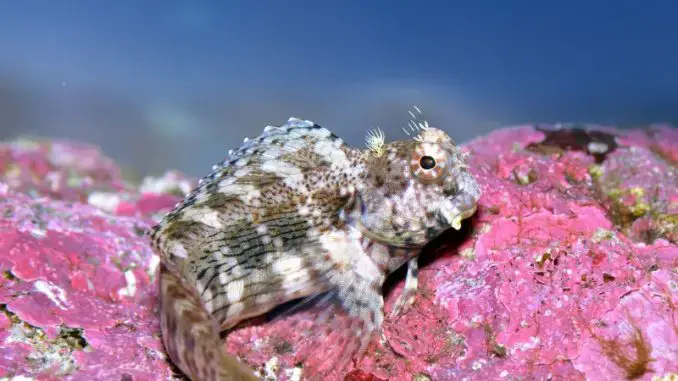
[382,213,477,299]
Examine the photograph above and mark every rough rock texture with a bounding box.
[0,123,676,381]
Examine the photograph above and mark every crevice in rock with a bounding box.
[0,303,90,376]
[2,270,17,280]
[526,124,619,164]
[57,327,89,350]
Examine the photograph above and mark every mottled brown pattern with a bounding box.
[279,144,329,168]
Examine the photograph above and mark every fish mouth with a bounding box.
[439,200,478,230]
[355,220,426,249]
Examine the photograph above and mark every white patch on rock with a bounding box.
[87,191,122,213]
[34,280,70,309]
[30,227,47,239]
[258,356,279,380]
[139,172,193,195]
[471,359,486,370]
[284,365,303,381]
[587,141,609,154]
[118,270,138,298]
[1,376,37,381]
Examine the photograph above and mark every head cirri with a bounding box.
[353,121,481,248]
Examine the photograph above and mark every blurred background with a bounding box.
[1,0,676,177]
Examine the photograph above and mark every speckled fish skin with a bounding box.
[148,116,481,380]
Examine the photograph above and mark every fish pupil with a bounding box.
[420,156,436,170]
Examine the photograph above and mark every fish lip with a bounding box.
[440,200,478,230]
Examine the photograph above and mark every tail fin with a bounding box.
[159,263,260,381]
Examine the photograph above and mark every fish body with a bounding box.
[149,115,481,380]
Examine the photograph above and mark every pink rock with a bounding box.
[0,124,675,381]
[0,138,132,202]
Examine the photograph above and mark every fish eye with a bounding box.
[419,156,436,170]
[410,143,447,182]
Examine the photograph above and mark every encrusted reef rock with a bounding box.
[0,124,676,381]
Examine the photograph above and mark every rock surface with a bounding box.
[0,123,676,381]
